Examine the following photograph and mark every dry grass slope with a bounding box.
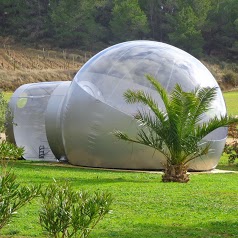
[0,42,94,91]
[0,38,237,92]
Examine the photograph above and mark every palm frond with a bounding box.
[134,110,170,150]
[137,128,171,159]
[169,85,197,139]
[145,74,170,110]
[123,90,144,104]
[196,115,238,139]
[112,130,139,143]
[134,110,165,132]
[125,89,167,125]
[191,86,218,124]
[184,141,211,165]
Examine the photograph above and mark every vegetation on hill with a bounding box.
[0,0,237,59]
[0,0,237,91]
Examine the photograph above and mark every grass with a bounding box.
[0,159,238,238]
[216,154,238,171]
[223,90,238,115]
[1,87,238,238]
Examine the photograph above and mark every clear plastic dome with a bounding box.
[62,41,227,170]
[73,40,226,118]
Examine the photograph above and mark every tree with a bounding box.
[168,6,204,56]
[168,0,213,56]
[139,0,177,42]
[0,0,51,42]
[113,75,238,183]
[203,0,238,59]
[110,0,149,42]
[49,0,107,49]
[93,0,114,45]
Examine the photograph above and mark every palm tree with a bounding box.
[113,75,238,183]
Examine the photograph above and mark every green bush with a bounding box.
[0,170,41,230]
[0,91,12,133]
[0,141,24,160]
[223,140,238,164]
[222,70,237,86]
[0,141,24,169]
[39,182,112,238]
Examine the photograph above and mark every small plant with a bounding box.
[39,182,112,238]
[223,141,238,164]
[224,140,238,165]
[225,119,238,165]
[0,91,11,133]
[222,70,237,87]
[113,75,238,183]
[0,170,41,230]
[0,141,24,170]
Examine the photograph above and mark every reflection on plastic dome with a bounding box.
[8,41,228,171]
[73,41,226,118]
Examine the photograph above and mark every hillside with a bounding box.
[0,42,95,91]
[0,42,237,92]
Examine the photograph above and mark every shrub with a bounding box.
[225,119,238,165]
[0,91,10,133]
[228,122,238,139]
[0,141,24,169]
[0,170,41,230]
[223,141,238,164]
[222,70,237,86]
[39,182,112,238]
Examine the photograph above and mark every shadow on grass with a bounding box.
[216,164,238,171]
[97,220,238,238]
[8,160,162,185]
[9,160,162,173]
[8,160,238,187]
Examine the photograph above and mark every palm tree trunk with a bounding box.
[162,163,190,183]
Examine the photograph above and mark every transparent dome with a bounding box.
[73,40,226,118]
[61,40,227,170]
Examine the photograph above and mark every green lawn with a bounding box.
[223,91,238,115]
[0,160,238,238]
[1,91,238,238]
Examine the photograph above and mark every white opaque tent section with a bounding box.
[45,81,71,160]
[9,82,69,161]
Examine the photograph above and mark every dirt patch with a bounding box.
[0,133,6,142]
[226,137,238,144]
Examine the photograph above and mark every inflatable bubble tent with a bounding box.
[8,41,227,171]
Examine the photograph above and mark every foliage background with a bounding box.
[0,0,237,59]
